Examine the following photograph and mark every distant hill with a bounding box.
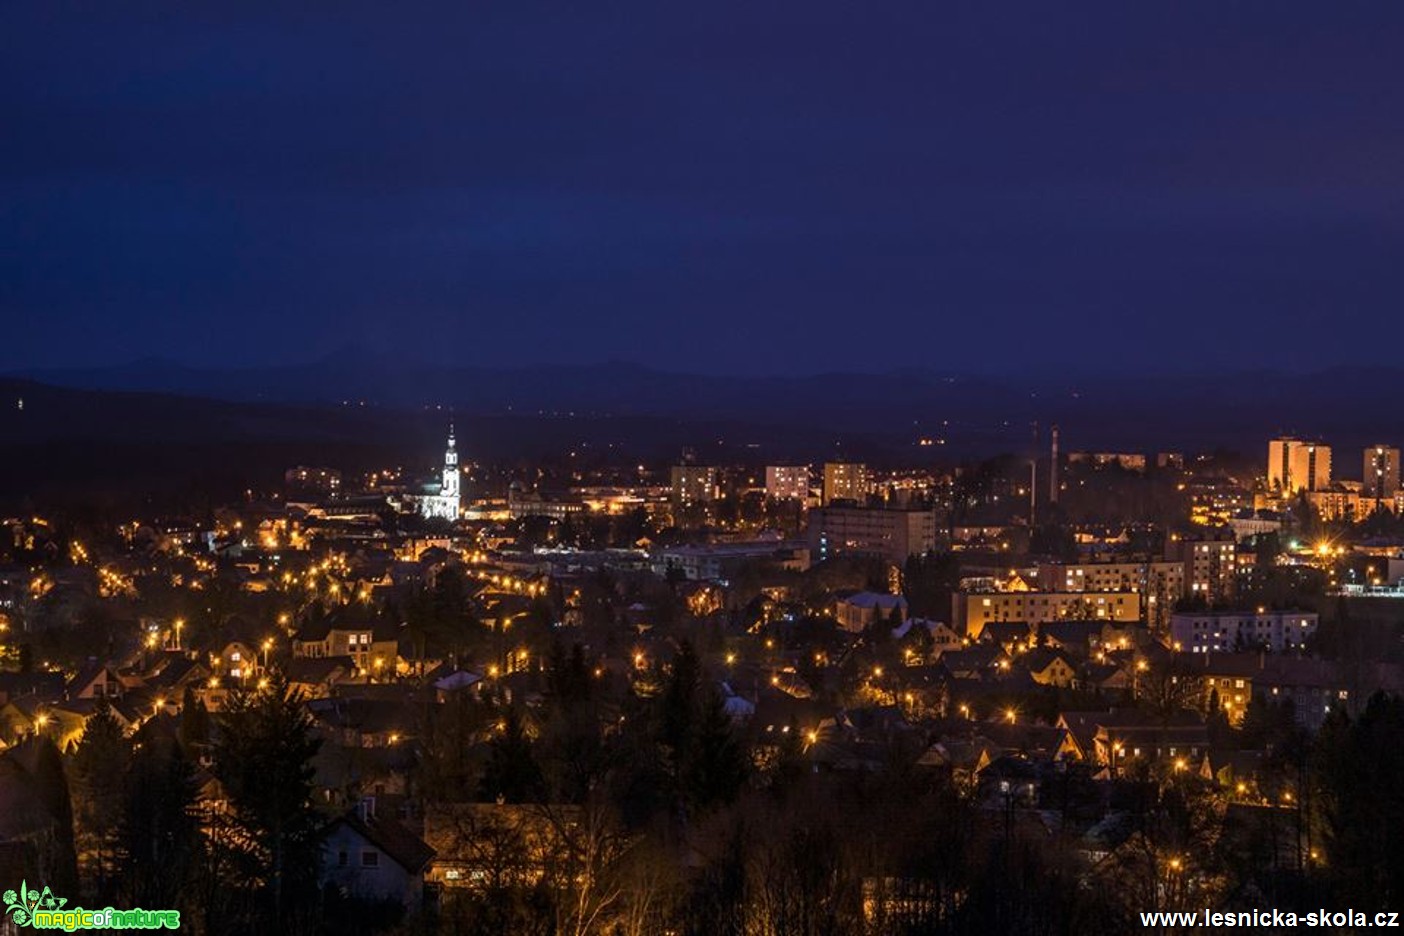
[10,357,1404,455]
[0,377,898,510]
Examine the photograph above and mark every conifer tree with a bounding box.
[211,674,323,928]
[69,704,131,899]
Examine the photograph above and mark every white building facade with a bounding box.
[418,426,461,521]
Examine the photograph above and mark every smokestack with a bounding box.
[1029,422,1039,526]
[1049,425,1060,504]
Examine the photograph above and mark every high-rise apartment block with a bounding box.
[807,506,937,565]
[1267,438,1331,494]
[822,462,871,505]
[671,465,719,506]
[1364,445,1401,500]
[765,465,811,501]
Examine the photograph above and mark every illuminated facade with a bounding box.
[671,465,719,506]
[1170,534,1242,602]
[765,465,811,501]
[1267,438,1330,494]
[1170,610,1317,654]
[808,505,937,564]
[418,426,461,521]
[1364,445,1401,500]
[822,462,870,505]
[1066,452,1147,472]
[952,589,1141,638]
[1035,559,1185,597]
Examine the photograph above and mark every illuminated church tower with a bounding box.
[441,423,460,504]
[419,423,461,520]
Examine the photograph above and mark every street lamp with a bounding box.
[262,637,274,671]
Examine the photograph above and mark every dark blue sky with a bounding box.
[3,3,1402,375]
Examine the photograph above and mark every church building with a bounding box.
[416,425,461,521]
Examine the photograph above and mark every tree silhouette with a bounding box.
[480,705,544,804]
[210,674,323,929]
[69,704,131,899]
[120,732,200,911]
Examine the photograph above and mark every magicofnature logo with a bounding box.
[2,881,179,930]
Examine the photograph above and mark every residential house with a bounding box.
[1023,648,1079,688]
[835,592,908,633]
[293,617,399,677]
[322,803,434,908]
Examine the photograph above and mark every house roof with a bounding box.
[148,655,210,690]
[1057,710,1113,756]
[0,672,64,703]
[1036,619,1109,647]
[1190,652,1399,692]
[293,618,335,642]
[976,621,1036,646]
[307,697,411,736]
[65,662,120,698]
[285,656,354,686]
[838,592,908,611]
[1023,648,1075,674]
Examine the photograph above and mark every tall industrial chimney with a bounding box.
[1049,425,1060,504]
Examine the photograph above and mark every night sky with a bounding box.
[3,3,1402,376]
